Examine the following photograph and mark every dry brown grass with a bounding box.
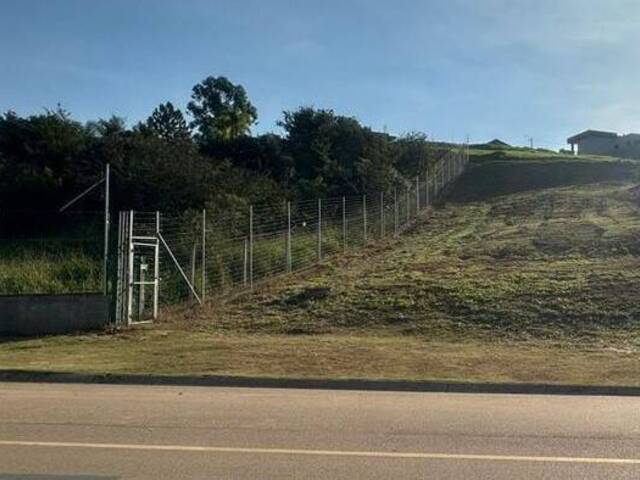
[1,329,638,385]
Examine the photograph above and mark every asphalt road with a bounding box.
[0,382,639,479]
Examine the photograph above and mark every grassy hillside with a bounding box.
[451,148,637,202]
[2,148,640,384]
[191,173,640,341]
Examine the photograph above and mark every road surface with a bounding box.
[0,382,639,479]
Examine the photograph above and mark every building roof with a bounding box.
[567,130,617,143]
[487,138,511,147]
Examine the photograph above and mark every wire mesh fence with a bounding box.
[1,145,467,326]
[118,147,469,318]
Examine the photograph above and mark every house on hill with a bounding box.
[487,139,511,148]
[567,130,640,158]
[471,139,511,149]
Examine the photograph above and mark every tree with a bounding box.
[395,132,431,177]
[85,115,127,138]
[0,107,88,209]
[278,107,336,196]
[187,76,257,142]
[140,102,191,143]
[279,107,400,197]
[357,130,400,192]
[84,115,130,173]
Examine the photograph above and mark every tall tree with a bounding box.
[0,108,87,209]
[84,115,130,172]
[187,76,257,142]
[141,102,191,143]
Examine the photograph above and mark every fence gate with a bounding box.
[115,211,203,326]
[115,211,159,326]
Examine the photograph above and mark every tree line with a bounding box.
[0,75,448,218]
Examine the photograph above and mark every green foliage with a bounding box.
[394,132,431,175]
[0,107,87,209]
[187,76,258,142]
[139,102,191,143]
[0,75,457,295]
[0,239,101,294]
[1,75,447,215]
[278,107,409,197]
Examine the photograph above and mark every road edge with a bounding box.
[0,370,639,396]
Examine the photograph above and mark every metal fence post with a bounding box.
[103,163,110,295]
[220,254,225,291]
[286,201,292,273]
[445,155,449,184]
[243,238,248,287]
[363,195,367,244]
[126,210,134,326]
[153,211,159,320]
[249,205,253,289]
[445,156,449,184]
[444,153,451,185]
[317,198,322,261]
[342,196,346,253]
[394,187,398,235]
[380,191,384,239]
[433,166,438,200]
[137,256,146,319]
[416,176,420,213]
[190,242,196,301]
[201,209,206,302]
[115,211,123,325]
[423,169,428,206]
[406,186,410,223]
[451,153,454,179]
[426,171,430,206]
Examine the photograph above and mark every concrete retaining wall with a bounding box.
[0,293,109,336]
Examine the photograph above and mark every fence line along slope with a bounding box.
[115,146,469,325]
[4,147,640,385]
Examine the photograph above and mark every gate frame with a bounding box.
[116,210,204,327]
[115,211,160,326]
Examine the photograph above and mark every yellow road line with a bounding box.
[0,440,639,464]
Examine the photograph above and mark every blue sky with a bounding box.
[2,0,639,149]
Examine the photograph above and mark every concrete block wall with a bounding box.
[0,293,109,336]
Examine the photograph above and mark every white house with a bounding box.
[567,130,640,158]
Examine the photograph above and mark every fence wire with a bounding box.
[125,147,469,311]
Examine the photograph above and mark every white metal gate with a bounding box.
[115,211,159,326]
[115,211,202,326]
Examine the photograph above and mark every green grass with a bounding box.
[454,148,638,202]
[192,182,640,343]
[0,331,637,385]
[2,148,640,385]
[0,241,102,294]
